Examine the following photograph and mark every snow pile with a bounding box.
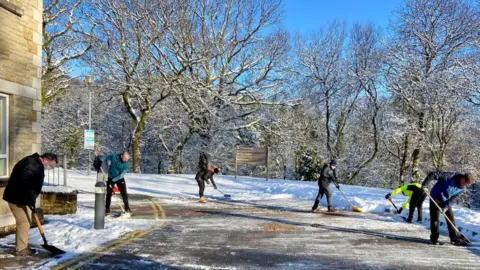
[41,185,78,194]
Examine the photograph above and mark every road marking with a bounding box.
[53,199,166,270]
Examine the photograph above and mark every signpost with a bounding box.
[235,147,269,181]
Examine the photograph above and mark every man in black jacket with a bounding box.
[195,167,219,203]
[312,159,340,213]
[3,153,58,256]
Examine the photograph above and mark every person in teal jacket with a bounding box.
[99,151,131,215]
[385,182,426,223]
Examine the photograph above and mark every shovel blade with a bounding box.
[352,206,362,212]
[41,244,65,255]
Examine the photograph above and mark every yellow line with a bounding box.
[68,200,165,270]
[54,199,166,270]
[52,230,143,270]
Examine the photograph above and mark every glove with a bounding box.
[440,203,449,214]
[205,180,211,185]
[422,187,428,194]
[213,185,217,190]
[385,193,391,200]
[396,207,403,214]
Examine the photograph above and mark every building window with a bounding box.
[0,94,8,177]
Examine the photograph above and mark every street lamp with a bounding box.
[86,76,93,175]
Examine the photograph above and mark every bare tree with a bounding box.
[344,23,382,184]
[88,0,179,172]
[293,22,352,160]
[42,0,95,105]
[160,0,286,172]
[385,0,478,181]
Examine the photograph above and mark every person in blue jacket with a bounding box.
[99,151,131,215]
[422,172,475,246]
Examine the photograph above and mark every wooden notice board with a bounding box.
[235,148,269,180]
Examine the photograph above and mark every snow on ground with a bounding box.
[0,192,154,265]
[64,170,480,241]
[1,170,479,267]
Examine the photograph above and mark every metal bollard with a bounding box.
[94,181,106,229]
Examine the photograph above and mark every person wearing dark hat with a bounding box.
[421,171,476,246]
[312,159,340,213]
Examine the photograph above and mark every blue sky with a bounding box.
[281,0,404,34]
[72,0,405,78]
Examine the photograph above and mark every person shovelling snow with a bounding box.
[96,151,132,217]
[312,159,340,213]
[385,182,426,223]
[3,153,58,256]
[422,171,475,246]
[195,167,220,203]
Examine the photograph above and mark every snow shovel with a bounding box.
[336,186,362,212]
[424,190,471,244]
[387,198,401,213]
[216,189,231,199]
[387,198,408,221]
[31,207,65,255]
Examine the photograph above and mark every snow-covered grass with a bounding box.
[1,170,479,267]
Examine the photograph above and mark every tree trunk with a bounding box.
[157,159,163,174]
[411,112,425,182]
[347,103,380,185]
[131,112,150,173]
[399,133,410,184]
[325,90,333,158]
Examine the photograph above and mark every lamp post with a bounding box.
[86,76,93,176]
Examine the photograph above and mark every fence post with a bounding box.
[63,154,68,186]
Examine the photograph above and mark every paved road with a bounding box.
[50,197,480,270]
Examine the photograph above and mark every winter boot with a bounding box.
[430,235,440,245]
[327,207,337,213]
[451,239,468,246]
[199,197,207,203]
[15,247,37,257]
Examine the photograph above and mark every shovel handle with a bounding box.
[388,198,400,213]
[32,211,49,245]
[33,212,44,234]
[336,187,355,208]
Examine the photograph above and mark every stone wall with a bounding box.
[41,190,78,215]
[0,0,43,232]
[0,0,43,174]
[0,0,43,88]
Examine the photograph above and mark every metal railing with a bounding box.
[45,155,68,186]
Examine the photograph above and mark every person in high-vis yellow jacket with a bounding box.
[385,183,426,223]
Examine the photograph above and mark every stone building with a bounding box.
[0,0,43,233]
